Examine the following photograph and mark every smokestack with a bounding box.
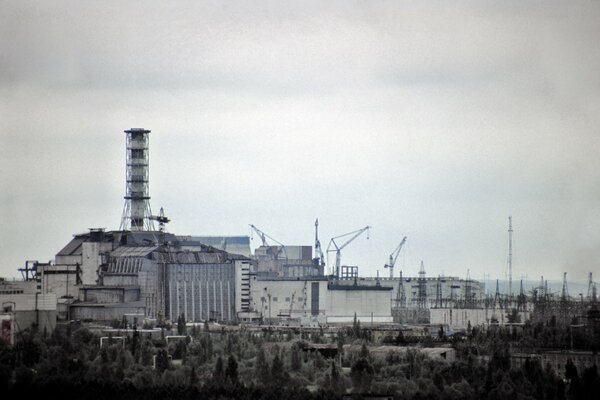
[120,128,155,231]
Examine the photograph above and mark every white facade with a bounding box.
[0,280,57,341]
[326,287,393,323]
[247,278,393,324]
[249,278,328,320]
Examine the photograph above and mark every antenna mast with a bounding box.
[508,216,513,298]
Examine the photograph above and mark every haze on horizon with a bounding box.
[1,1,599,283]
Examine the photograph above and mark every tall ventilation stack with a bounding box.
[120,128,155,231]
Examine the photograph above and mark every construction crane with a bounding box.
[249,224,288,260]
[149,207,170,232]
[313,219,325,269]
[383,236,407,279]
[327,226,370,279]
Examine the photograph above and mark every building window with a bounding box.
[272,297,278,302]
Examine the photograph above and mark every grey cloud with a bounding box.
[1,1,600,283]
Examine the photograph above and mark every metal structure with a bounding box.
[508,216,513,298]
[384,236,407,279]
[434,275,443,308]
[341,265,359,279]
[518,279,527,311]
[463,269,475,308]
[326,226,370,279]
[494,279,501,307]
[249,224,288,260]
[120,128,155,231]
[313,219,325,269]
[395,270,406,309]
[417,261,427,309]
[587,273,597,302]
[149,207,170,233]
[561,272,569,302]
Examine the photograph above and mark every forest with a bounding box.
[1,315,599,400]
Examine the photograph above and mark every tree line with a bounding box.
[0,313,599,399]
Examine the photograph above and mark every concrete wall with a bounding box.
[0,280,38,295]
[325,288,393,323]
[430,308,488,330]
[82,242,101,285]
[0,292,57,337]
[103,274,138,286]
[79,287,140,303]
[1,311,57,342]
[167,262,236,322]
[250,279,328,320]
[38,264,80,299]
[249,279,393,324]
[70,302,146,321]
[0,292,57,312]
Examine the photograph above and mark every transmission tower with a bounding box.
[588,272,597,302]
[397,270,406,309]
[417,261,427,309]
[434,275,442,308]
[494,279,501,308]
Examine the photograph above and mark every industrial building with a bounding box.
[249,223,324,278]
[8,126,504,331]
[242,276,393,325]
[0,278,57,344]
[19,129,256,324]
[29,229,254,323]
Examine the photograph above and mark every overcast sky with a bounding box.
[1,1,599,285]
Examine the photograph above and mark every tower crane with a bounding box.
[384,236,407,279]
[327,226,370,279]
[249,224,288,260]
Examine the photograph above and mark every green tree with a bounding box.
[214,355,224,385]
[225,354,239,384]
[155,348,170,373]
[190,365,197,386]
[131,323,139,360]
[271,353,285,385]
[177,314,187,335]
[255,346,270,384]
[351,357,374,392]
[329,361,345,394]
[290,343,302,371]
[336,331,345,363]
[359,342,369,359]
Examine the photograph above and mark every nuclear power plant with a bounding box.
[2,128,598,342]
